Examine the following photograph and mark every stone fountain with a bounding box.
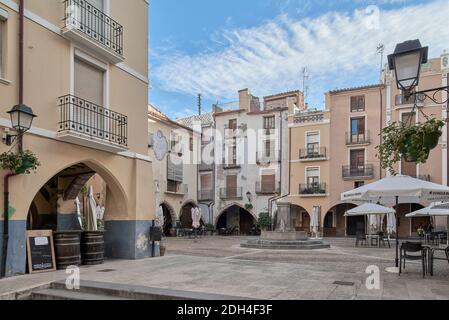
[241,203,330,250]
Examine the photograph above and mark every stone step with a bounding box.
[31,288,129,300]
[43,280,251,300]
[241,243,330,250]
[247,240,326,246]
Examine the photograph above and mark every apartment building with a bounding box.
[177,112,215,225]
[148,105,199,235]
[212,89,299,234]
[287,53,449,238]
[0,0,153,277]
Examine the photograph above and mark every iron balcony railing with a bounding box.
[299,183,327,195]
[219,187,243,200]
[167,183,188,195]
[256,151,280,165]
[63,0,123,56]
[395,93,425,106]
[58,95,128,147]
[342,164,374,179]
[222,158,241,169]
[299,147,327,160]
[346,131,371,145]
[198,190,214,201]
[255,181,280,195]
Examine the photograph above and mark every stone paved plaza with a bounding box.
[1,237,449,300]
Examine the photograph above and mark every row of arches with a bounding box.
[291,203,430,238]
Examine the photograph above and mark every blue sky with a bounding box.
[149,0,449,119]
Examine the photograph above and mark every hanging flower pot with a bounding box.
[377,117,444,175]
[0,150,40,175]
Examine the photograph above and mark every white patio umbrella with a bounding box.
[75,197,83,229]
[310,206,320,238]
[156,205,164,227]
[191,207,201,229]
[406,202,449,217]
[86,186,98,231]
[341,175,449,271]
[345,203,394,235]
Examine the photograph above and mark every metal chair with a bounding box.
[399,242,427,278]
[378,232,391,248]
[355,231,367,247]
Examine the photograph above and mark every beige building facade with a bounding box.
[288,54,449,238]
[0,0,154,277]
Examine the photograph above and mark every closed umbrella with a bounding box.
[387,213,397,236]
[341,175,449,271]
[156,205,164,227]
[310,206,320,238]
[191,207,201,229]
[75,197,82,229]
[86,186,98,231]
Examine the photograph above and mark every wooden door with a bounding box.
[226,175,237,198]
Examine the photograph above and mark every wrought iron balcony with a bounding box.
[219,187,243,200]
[299,183,327,196]
[57,95,128,153]
[255,181,280,195]
[299,147,327,160]
[342,165,374,180]
[256,151,280,165]
[222,158,241,169]
[346,131,371,146]
[198,190,214,202]
[63,0,124,63]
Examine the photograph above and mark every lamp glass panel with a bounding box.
[395,51,421,90]
[20,113,34,130]
[10,111,19,128]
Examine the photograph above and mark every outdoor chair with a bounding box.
[378,232,391,249]
[355,231,366,247]
[399,242,427,278]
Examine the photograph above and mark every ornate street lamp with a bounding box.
[5,104,37,150]
[388,39,428,95]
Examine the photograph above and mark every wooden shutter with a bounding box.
[167,155,183,182]
[74,58,104,106]
[201,173,212,191]
[262,175,275,192]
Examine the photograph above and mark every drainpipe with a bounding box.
[1,0,25,279]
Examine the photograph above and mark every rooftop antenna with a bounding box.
[198,94,202,115]
[302,67,310,106]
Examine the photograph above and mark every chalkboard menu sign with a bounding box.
[26,230,56,274]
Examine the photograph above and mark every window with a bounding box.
[350,95,365,112]
[350,149,365,169]
[226,175,238,197]
[167,154,183,192]
[350,117,366,143]
[0,10,7,79]
[354,181,365,188]
[306,168,320,188]
[74,57,104,105]
[189,137,193,152]
[261,174,276,193]
[265,140,271,158]
[263,116,275,130]
[306,132,320,156]
[228,119,237,130]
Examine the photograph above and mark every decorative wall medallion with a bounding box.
[153,130,168,161]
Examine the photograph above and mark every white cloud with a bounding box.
[153,0,449,104]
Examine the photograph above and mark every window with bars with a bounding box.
[350,95,365,112]
[263,116,275,130]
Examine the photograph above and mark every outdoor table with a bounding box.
[423,244,449,276]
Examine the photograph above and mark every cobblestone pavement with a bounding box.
[1,236,448,300]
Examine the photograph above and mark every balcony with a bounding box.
[255,181,280,195]
[346,131,371,146]
[299,183,327,197]
[395,93,425,107]
[199,161,214,172]
[198,189,214,202]
[57,95,128,153]
[222,159,241,170]
[62,0,124,64]
[166,183,188,195]
[219,187,243,200]
[256,152,280,166]
[342,165,374,180]
[299,147,327,161]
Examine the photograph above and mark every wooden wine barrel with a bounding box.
[53,231,81,270]
[81,231,105,265]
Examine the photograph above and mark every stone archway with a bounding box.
[179,201,202,229]
[324,203,358,237]
[216,204,257,235]
[290,205,310,233]
[160,201,176,236]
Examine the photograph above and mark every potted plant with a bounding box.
[205,224,216,236]
[377,118,444,175]
[245,203,253,211]
[0,150,40,175]
[257,212,272,232]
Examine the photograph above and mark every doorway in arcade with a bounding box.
[216,205,256,235]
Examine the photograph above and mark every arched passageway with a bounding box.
[179,202,203,229]
[394,203,427,238]
[160,202,176,236]
[26,163,111,232]
[216,205,256,235]
[324,203,358,237]
[291,205,310,233]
